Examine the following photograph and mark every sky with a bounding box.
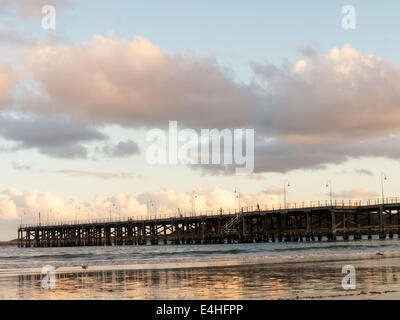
[0,0,400,239]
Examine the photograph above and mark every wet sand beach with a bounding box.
[2,239,400,299]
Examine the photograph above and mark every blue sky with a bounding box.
[0,1,400,239]
[63,1,400,66]
[7,1,400,77]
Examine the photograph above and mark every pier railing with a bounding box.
[19,196,400,229]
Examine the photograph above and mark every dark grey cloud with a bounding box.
[0,114,106,159]
[337,168,375,176]
[194,135,400,175]
[297,45,318,59]
[39,144,88,159]
[354,169,374,176]
[102,140,140,158]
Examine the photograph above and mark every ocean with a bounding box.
[2,237,400,299]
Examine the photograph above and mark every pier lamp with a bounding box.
[234,187,241,212]
[190,192,198,216]
[381,173,388,204]
[83,208,90,220]
[326,180,333,206]
[75,205,80,222]
[147,199,154,216]
[284,180,290,209]
[109,203,115,220]
[47,209,52,223]
[114,205,121,219]
[20,211,26,226]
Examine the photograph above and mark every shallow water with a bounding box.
[2,238,400,299]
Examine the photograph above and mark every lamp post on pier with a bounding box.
[190,192,198,217]
[82,207,90,220]
[284,180,290,209]
[381,173,388,205]
[114,204,121,220]
[47,209,52,223]
[20,211,26,226]
[147,199,153,216]
[75,205,81,222]
[326,180,333,206]
[109,203,115,220]
[234,187,241,212]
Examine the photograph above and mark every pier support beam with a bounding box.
[330,210,336,241]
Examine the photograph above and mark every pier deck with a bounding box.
[17,198,400,247]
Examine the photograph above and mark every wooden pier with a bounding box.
[17,198,400,247]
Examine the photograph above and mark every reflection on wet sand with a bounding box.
[8,259,400,300]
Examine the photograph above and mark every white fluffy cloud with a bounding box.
[253,44,400,140]
[21,39,400,138]
[16,36,400,173]
[0,33,396,175]
[21,34,251,128]
[1,185,380,222]
[0,186,279,222]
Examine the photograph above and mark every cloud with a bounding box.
[337,168,375,176]
[0,187,79,221]
[297,45,318,59]
[15,38,400,173]
[0,197,17,220]
[0,0,72,19]
[197,133,400,174]
[246,173,265,181]
[0,25,69,47]
[0,186,280,221]
[253,44,400,140]
[354,169,374,176]
[101,139,140,158]
[12,163,31,171]
[0,26,33,46]
[0,114,107,158]
[56,170,142,180]
[0,62,16,106]
[0,185,383,222]
[262,186,284,195]
[21,34,252,128]
[333,188,378,199]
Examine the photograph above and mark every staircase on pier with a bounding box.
[223,211,243,234]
